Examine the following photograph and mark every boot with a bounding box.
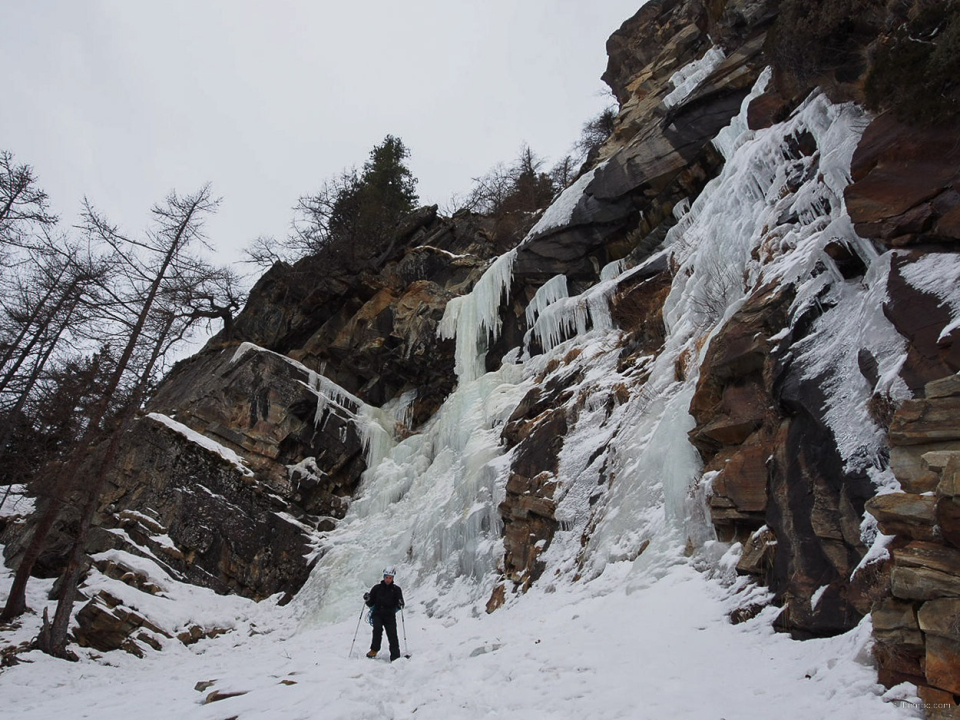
[366,650,377,658]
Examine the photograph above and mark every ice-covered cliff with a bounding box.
[4,0,960,714]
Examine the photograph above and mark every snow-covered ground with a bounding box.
[0,552,921,720]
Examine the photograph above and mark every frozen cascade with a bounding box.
[296,361,533,624]
[529,277,616,354]
[524,274,569,328]
[296,68,913,625]
[542,70,907,586]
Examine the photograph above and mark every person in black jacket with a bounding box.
[365,568,405,661]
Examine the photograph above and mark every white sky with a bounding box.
[2,1,642,267]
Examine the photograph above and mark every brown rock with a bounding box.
[874,638,926,687]
[846,113,960,245]
[940,455,960,498]
[890,442,960,493]
[890,541,960,606]
[747,90,793,130]
[873,597,921,633]
[938,496,960,549]
[711,441,769,515]
[204,690,248,704]
[926,634,960,695]
[896,541,960,575]
[927,374,960,400]
[917,684,958,712]
[486,584,506,614]
[73,592,169,653]
[889,397,960,446]
[883,257,960,393]
[924,450,960,475]
[918,598,960,642]
[736,526,776,575]
[864,493,940,542]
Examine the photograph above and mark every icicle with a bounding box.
[307,371,363,427]
[672,198,691,221]
[530,282,616,354]
[600,259,626,282]
[438,248,517,383]
[525,274,569,327]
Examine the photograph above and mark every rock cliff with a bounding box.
[5,2,960,710]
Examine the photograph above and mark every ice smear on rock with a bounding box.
[663,46,726,108]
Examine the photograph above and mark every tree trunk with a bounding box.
[36,312,175,656]
[0,486,68,622]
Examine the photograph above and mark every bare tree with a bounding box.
[1,187,222,638]
[0,150,58,263]
[573,107,616,164]
[34,186,224,656]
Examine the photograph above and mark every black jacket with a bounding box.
[366,580,404,615]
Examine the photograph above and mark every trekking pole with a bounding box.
[400,607,410,658]
[348,604,365,658]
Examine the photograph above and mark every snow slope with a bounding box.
[0,556,920,720]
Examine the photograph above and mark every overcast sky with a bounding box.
[2,1,642,270]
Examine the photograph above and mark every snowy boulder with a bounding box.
[73,590,170,656]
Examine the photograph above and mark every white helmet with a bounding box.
[382,567,396,578]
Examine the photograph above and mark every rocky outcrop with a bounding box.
[495,370,574,594]
[216,209,506,411]
[845,114,960,248]
[510,0,773,295]
[3,203,520,654]
[868,374,960,713]
[687,281,882,638]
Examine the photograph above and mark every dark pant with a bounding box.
[370,610,400,659]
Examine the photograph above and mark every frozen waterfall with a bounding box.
[296,66,903,624]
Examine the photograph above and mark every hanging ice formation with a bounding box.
[438,249,518,383]
[527,278,617,354]
[525,274,569,328]
[298,66,912,623]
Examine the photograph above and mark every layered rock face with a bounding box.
[869,376,960,707]
[5,4,960,702]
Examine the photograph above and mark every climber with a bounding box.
[364,568,405,661]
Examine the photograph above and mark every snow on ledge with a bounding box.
[663,46,726,109]
[146,413,254,477]
[523,162,605,241]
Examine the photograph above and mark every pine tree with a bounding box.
[278,136,419,270]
